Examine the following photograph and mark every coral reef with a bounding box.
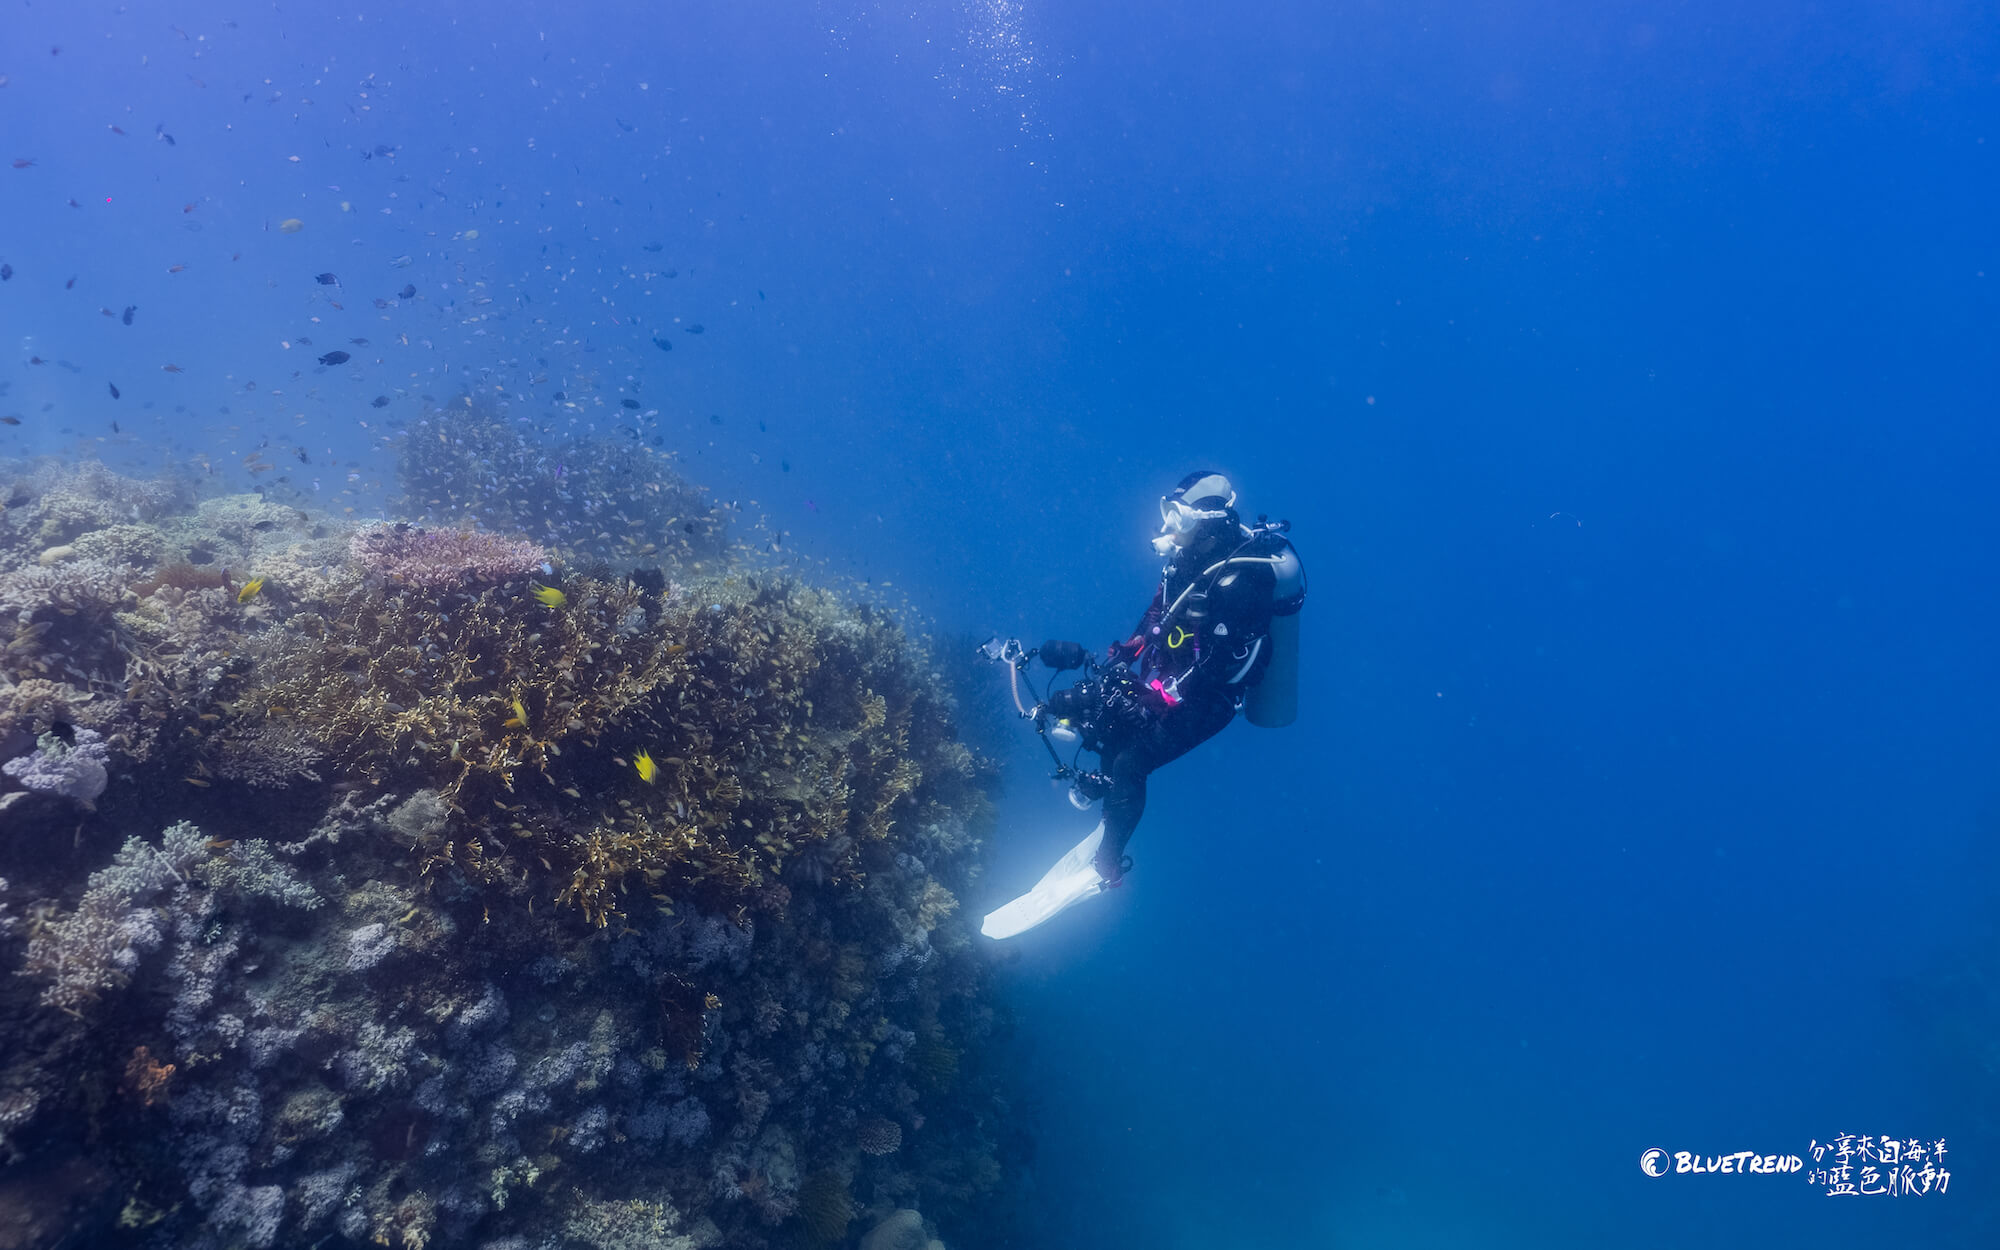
[0,455,1027,1250]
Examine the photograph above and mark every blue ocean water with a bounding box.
[1,2,1994,1248]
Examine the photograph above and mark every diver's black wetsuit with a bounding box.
[1044,530,1281,881]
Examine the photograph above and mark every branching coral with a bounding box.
[348,524,548,589]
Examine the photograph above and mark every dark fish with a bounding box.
[296,448,310,463]
[122,305,136,325]
[314,272,340,286]
[0,264,11,281]
[111,420,119,432]
[297,336,312,345]
[552,390,566,402]
[398,284,416,299]
[758,289,765,300]
[615,119,635,132]
[781,459,791,472]
[373,144,395,157]
[709,414,722,425]
[684,324,704,335]
[108,382,120,399]
[651,336,672,352]
[66,276,76,289]
[642,243,663,253]
[161,132,175,146]
[349,337,369,345]
[371,395,390,408]
[0,416,19,426]
[372,298,390,309]
[621,398,640,410]
[317,350,350,366]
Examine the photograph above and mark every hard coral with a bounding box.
[856,1115,903,1156]
[349,524,547,589]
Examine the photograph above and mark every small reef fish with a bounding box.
[371,395,390,408]
[633,750,658,784]
[107,382,120,399]
[278,217,304,233]
[504,697,529,730]
[236,577,264,603]
[314,272,340,286]
[317,350,350,366]
[123,305,136,325]
[530,584,567,609]
[399,284,417,299]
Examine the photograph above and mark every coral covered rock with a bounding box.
[0,458,1025,1250]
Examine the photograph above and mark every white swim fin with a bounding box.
[980,822,1109,940]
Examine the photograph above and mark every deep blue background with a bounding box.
[2,1,1995,1246]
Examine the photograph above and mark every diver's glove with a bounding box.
[1038,639,1089,671]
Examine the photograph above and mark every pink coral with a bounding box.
[348,524,546,589]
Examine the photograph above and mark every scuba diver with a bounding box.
[978,471,1306,938]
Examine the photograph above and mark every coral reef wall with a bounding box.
[0,453,1025,1250]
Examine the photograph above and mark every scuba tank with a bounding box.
[1243,530,1305,728]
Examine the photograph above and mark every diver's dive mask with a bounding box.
[1153,496,1236,555]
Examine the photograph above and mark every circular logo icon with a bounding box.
[1640,1148,1670,1178]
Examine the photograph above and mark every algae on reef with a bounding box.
[0,452,1025,1250]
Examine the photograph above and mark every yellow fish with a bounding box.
[236,577,265,603]
[505,697,529,729]
[530,583,567,609]
[633,750,658,784]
